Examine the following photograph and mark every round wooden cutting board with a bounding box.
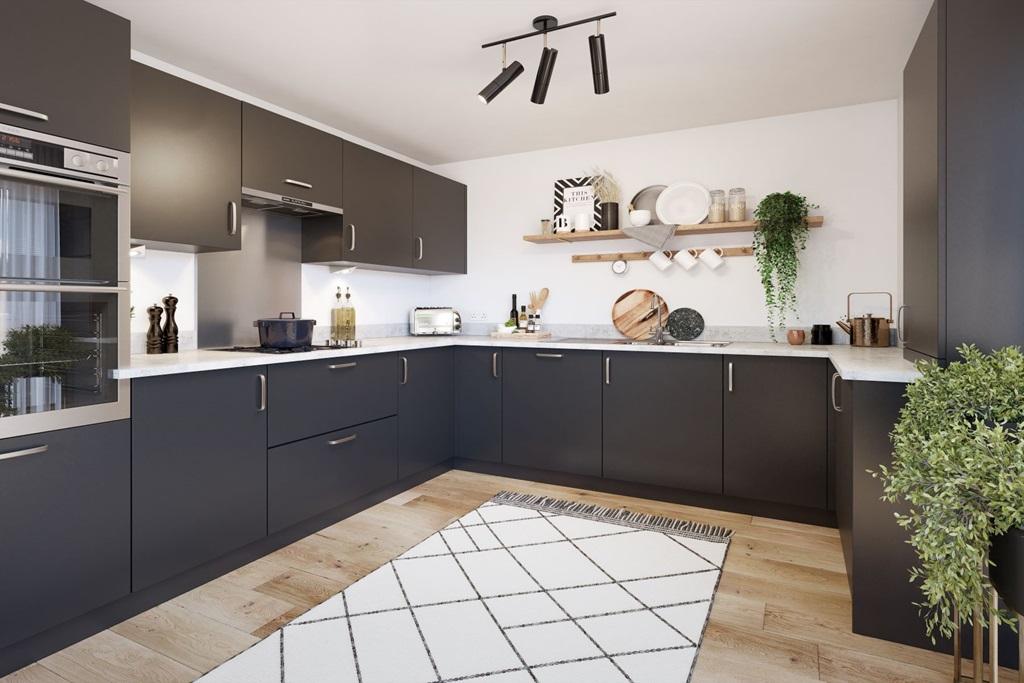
[611,289,669,340]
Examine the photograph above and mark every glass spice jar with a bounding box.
[708,190,726,223]
[727,187,746,222]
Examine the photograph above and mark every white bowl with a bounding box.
[629,209,651,227]
[495,325,514,334]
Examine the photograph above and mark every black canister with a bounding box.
[811,324,833,345]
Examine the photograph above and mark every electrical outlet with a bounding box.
[467,311,487,322]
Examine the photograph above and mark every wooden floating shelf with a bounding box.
[572,246,753,263]
[524,215,824,244]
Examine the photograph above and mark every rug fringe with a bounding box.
[491,490,734,543]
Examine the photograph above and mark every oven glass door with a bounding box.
[0,287,120,419]
[0,172,120,285]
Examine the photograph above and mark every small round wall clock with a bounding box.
[611,259,629,275]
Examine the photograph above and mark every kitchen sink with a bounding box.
[553,338,731,347]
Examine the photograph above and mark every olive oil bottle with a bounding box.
[331,286,356,342]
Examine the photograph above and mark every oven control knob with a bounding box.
[95,160,109,173]
[70,154,84,167]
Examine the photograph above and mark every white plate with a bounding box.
[655,181,711,225]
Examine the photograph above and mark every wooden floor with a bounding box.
[2,469,1002,682]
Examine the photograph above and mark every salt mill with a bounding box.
[146,305,164,354]
[161,294,179,353]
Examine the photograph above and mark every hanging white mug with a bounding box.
[648,250,673,271]
[699,247,725,270]
[573,212,591,232]
[673,248,699,271]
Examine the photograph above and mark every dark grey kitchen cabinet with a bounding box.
[130,63,242,252]
[413,168,467,274]
[0,0,129,150]
[303,141,412,268]
[131,367,268,591]
[0,421,130,650]
[398,348,455,478]
[269,416,398,533]
[242,103,343,209]
[268,353,398,447]
[903,0,1024,363]
[831,367,853,583]
[603,352,723,494]
[723,356,827,509]
[502,348,602,477]
[455,347,501,463]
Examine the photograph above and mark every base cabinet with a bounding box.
[131,367,269,591]
[0,421,130,651]
[723,356,828,509]
[603,352,723,494]
[398,348,455,478]
[502,349,602,477]
[455,348,502,462]
[269,417,398,533]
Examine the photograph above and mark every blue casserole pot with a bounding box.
[254,312,316,349]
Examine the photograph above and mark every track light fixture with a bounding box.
[479,11,615,105]
[478,43,524,104]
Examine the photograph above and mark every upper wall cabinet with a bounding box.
[131,63,243,252]
[413,168,467,274]
[242,104,343,210]
[0,0,129,150]
[903,0,1024,362]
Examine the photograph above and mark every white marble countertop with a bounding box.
[113,336,921,383]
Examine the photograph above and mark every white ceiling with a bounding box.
[93,0,931,165]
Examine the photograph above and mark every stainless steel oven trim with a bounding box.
[0,288,130,439]
[0,122,130,186]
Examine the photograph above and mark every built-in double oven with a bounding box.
[0,123,129,439]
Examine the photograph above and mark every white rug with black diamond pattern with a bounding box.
[199,491,733,683]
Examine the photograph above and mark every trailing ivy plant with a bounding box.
[873,344,1024,642]
[752,192,815,339]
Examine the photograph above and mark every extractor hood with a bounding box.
[241,186,343,218]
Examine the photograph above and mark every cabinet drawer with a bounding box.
[0,420,130,649]
[269,417,397,533]
[268,353,397,446]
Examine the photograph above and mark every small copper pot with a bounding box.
[787,329,806,346]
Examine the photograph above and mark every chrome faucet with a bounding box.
[649,296,668,345]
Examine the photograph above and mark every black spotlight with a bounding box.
[478,59,524,104]
[589,22,609,94]
[530,16,558,104]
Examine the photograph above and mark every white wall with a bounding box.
[301,265,430,330]
[428,100,899,330]
[129,249,196,336]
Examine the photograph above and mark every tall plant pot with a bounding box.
[599,202,619,231]
[990,527,1024,614]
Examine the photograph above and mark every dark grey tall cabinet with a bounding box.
[903,0,1024,362]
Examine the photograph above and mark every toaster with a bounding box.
[410,307,462,335]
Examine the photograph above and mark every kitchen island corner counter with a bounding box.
[112,336,920,383]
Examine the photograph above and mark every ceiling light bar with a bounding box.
[480,11,616,49]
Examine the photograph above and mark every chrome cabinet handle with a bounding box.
[327,434,357,446]
[492,352,499,379]
[284,178,313,189]
[0,102,48,121]
[400,356,408,384]
[831,372,843,413]
[228,201,238,236]
[349,224,356,252]
[328,362,357,370]
[605,356,611,385]
[258,373,267,412]
[535,353,563,359]
[727,362,734,393]
[0,283,127,293]
[896,305,907,343]
[416,236,424,261]
[0,444,47,462]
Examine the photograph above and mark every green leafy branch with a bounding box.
[752,192,816,339]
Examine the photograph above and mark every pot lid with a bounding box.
[254,312,316,324]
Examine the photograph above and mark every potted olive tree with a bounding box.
[874,344,1024,653]
[752,192,816,340]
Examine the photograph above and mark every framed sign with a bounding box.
[554,176,603,231]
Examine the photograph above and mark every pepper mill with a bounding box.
[146,305,164,354]
[161,293,179,353]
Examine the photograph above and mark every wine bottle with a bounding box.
[509,294,518,324]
